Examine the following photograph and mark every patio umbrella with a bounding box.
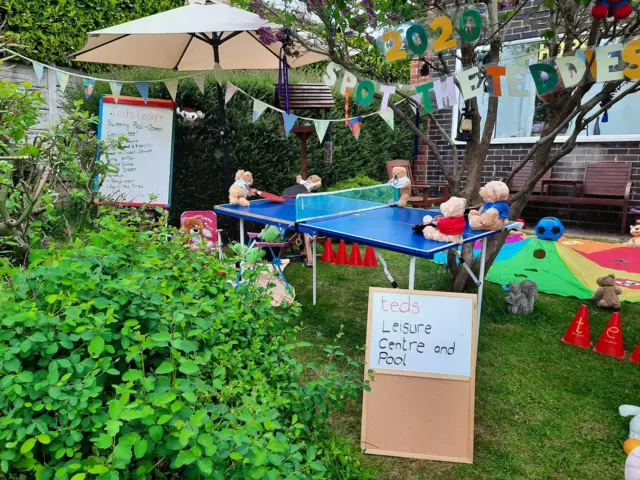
[67,0,327,187]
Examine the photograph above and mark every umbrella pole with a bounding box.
[213,44,232,189]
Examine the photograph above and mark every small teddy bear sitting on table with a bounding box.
[468,181,510,231]
[414,197,467,244]
[229,169,255,207]
[388,166,411,207]
[296,174,322,192]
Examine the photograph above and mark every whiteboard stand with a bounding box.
[408,257,416,289]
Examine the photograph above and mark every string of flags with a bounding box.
[5,48,410,142]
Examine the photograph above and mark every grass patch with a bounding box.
[286,248,640,479]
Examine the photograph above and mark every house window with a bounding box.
[451,38,640,144]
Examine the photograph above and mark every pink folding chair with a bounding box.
[180,211,223,258]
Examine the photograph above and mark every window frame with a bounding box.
[449,36,640,144]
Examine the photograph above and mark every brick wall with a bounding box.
[409,5,640,233]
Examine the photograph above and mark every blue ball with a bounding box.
[535,217,565,241]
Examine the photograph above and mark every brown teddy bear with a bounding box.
[468,181,510,231]
[421,197,467,244]
[229,170,254,207]
[296,174,322,192]
[624,224,640,248]
[592,273,623,309]
[388,166,411,207]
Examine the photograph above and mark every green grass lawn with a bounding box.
[285,250,640,479]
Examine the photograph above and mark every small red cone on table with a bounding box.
[362,246,378,268]
[630,341,640,365]
[593,312,625,359]
[561,304,592,349]
[334,240,349,265]
[320,239,335,263]
[349,243,363,266]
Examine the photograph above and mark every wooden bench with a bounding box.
[521,162,633,234]
[507,162,552,195]
[386,159,449,209]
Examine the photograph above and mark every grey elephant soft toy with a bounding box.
[505,280,538,314]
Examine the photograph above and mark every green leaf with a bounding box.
[105,420,122,437]
[122,370,143,382]
[179,429,192,446]
[133,439,148,459]
[154,392,176,405]
[197,458,213,475]
[70,474,86,480]
[310,461,326,472]
[156,362,173,374]
[157,415,172,425]
[16,371,33,383]
[267,438,285,453]
[175,450,196,468]
[230,452,243,461]
[109,401,123,420]
[37,434,51,444]
[149,426,163,441]
[93,297,110,309]
[263,418,275,431]
[178,360,199,375]
[151,332,171,343]
[93,434,112,449]
[88,336,105,356]
[182,391,197,403]
[88,465,110,474]
[20,438,37,454]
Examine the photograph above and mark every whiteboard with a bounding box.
[97,95,175,207]
[368,289,475,377]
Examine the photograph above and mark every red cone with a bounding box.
[630,341,640,365]
[362,246,378,268]
[320,239,334,263]
[334,240,349,265]
[561,305,592,349]
[594,312,625,359]
[349,243,363,266]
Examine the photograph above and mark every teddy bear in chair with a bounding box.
[417,197,467,244]
[468,181,510,231]
[388,166,411,207]
[229,170,255,207]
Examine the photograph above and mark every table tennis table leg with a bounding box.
[312,235,317,306]
[476,238,487,354]
[409,257,416,290]
[239,219,245,247]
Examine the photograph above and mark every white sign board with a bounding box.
[368,289,475,377]
[98,95,175,207]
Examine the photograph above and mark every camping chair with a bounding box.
[180,211,223,259]
[386,159,449,208]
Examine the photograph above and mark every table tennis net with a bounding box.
[295,184,399,222]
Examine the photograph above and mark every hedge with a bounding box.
[65,69,415,227]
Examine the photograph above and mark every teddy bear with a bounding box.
[420,197,467,244]
[592,273,623,309]
[296,174,322,192]
[592,0,632,20]
[182,216,215,252]
[468,181,510,231]
[624,224,640,248]
[388,166,412,207]
[229,170,254,207]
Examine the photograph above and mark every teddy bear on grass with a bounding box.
[422,197,467,244]
[229,170,255,207]
[468,180,510,231]
[592,273,623,309]
[388,166,411,207]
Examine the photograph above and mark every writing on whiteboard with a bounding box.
[369,292,474,377]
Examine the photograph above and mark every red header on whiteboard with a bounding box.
[102,95,175,109]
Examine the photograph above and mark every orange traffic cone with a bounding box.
[334,240,349,265]
[349,243,363,266]
[630,341,640,365]
[320,239,334,263]
[561,305,592,349]
[594,312,625,359]
[362,246,378,268]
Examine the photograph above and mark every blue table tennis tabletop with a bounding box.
[214,199,517,259]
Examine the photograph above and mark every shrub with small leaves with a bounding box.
[0,209,372,479]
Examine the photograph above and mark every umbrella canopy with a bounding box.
[67,0,326,70]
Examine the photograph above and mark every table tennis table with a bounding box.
[215,186,520,327]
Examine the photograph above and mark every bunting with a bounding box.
[213,64,226,86]
[32,62,44,82]
[282,112,298,136]
[165,79,179,101]
[83,79,95,100]
[252,99,269,122]
[313,120,330,143]
[136,82,149,103]
[348,116,363,140]
[194,75,205,94]
[225,82,238,104]
[56,71,69,92]
[110,82,123,103]
[378,110,394,130]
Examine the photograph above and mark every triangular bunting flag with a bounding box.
[348,116,363,140]
[225,82,238,104]
[282,112,298,136]
[110,82,123,103]
[165,79,179,101]
[136,82,149,103]
[32,62,45,82]
[313,120,330,143]
[83,78,95,100]
[194,75,205,94]
[213,64,226,86]
[252,99,269,123]
[378,109,394,130]
[56,71,69,92]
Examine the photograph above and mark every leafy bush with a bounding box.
[64,70,414,228]
[327,175,382,192]
[0,209,372,479]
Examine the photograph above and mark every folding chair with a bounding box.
[180,211,223,259]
